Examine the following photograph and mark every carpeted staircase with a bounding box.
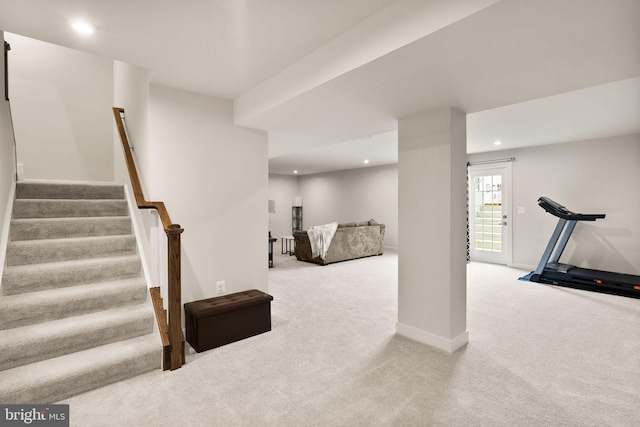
[0,182,161,403]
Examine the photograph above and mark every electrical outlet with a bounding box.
[518,206,526,214]
[216,280,226,295]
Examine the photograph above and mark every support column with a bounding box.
[397,108,468,353]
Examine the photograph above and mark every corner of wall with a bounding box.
[0,31,18,285]
[0,181,15,288]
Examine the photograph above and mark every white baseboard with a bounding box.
[396,322,468,353]
[19,178,117,185]
[508,262,536,272]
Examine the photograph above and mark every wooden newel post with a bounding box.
[166,224,184,370]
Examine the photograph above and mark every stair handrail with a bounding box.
[5,41,18,182]
[112,107,184,370]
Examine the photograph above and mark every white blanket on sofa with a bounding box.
[307,222,338,259]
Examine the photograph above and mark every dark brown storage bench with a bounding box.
[184,289,273,353]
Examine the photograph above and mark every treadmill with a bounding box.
[520,197,640,299]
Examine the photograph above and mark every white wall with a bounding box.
[0,31,16,278]
[6,33,113,182]
[112,61,160,291]
[149,84,269,304]
[0,31,14,201]
[297,164,398,248]
[468,133,640,275]
[113,61,152,187]
[268,173,299,238]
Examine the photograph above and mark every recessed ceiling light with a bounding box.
[494,140,503,146]
[293,170,298,174]
[71,20,97,35]
[363,159,370,164]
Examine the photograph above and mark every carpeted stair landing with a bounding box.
[0,182,161,403]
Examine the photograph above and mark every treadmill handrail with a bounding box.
[537,197,606,221]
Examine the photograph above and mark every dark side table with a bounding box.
[281,236,295,255]
[269,236,277,268]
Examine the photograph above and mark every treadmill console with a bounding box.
[537,197,606,221]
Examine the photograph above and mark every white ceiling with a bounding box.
[1,0,639,176]
[467,77,640,154]
[0,0,397,98]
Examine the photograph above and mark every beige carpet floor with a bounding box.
[61,251,640,426]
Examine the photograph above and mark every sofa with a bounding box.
[293,220,385,265]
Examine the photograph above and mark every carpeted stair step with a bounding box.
[0,181,161,403]
[9,216,131,241]
[15,182,124,200]
[0,278,148,330]
[6,235,137,266]
[1,255,141,296]
[13,199,128,219]
[0,305,154,371]
[0,334,160,404]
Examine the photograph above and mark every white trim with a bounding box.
[18,178,117,185]
[396,322,469,353]
[123,183,154,289]
[0,181,15,286]
[510,262,536,272]
[16,163,24,181]
[122,183,161,338]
